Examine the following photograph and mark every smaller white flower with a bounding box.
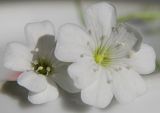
[55,3,156,108]
[4,20,78,104]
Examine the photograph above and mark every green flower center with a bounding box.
[32,58,54,76]
[93,47,112,67]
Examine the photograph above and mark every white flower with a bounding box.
[4,20,79,104]
[55,3,156,108]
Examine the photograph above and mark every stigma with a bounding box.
[93,47,112,67]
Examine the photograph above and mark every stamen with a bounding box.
[46,67,51,72]
[31,57,54,76]
[37,66,43,72]
[31,48,39,54]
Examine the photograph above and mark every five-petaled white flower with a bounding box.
[55,3,156,108]
[4,20,78,104]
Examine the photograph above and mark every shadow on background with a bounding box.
[1,81,32,108]
[1,81,91,112]
[59,87,90,112]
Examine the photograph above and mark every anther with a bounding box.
[36,66,43,72]
[31,48,39,54]
[46,67,51,72]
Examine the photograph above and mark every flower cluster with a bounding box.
[3,2,156,108]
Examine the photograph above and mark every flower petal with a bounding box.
[32,33,56,62]
[7,72,22,81]
[127,43,156,74]
[68,59,99,89]
[81,70,113,108]
[55,23,93,62]
[17,71,47,93]
[112,67,146,103]
[53,63,80,93]
[85,2,116,38]
[28,80,59,104]
[4,42,32,71]
[25,20,55,49]
[108,24,137,59]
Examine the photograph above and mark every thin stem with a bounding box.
[75,0,86,26]
[118,12,160,23]
[156,60,160,71]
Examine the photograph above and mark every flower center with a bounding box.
[32,58,54,76]
[93,47,111,67]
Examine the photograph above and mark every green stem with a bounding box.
[118,12,160,23]
[156,60,160,71]
[75,0,86,26]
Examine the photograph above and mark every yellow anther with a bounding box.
[46,67,51,72]
[37,66,43,72]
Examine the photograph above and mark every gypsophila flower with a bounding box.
[4,20,79,104]
[55,2,156,108]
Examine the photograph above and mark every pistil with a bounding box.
[94,47,112,67]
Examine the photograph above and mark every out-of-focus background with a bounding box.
[0,0,159,113]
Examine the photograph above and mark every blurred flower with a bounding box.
[3,21,78,104]
[55,2,156,108]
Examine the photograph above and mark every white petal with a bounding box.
[112,67,146,103]
[68,59,99,89]
[17,71,47,93]
[28,80,59,104]
[81,70,113,108]
[34,32,56,60]
[85,2,116,38]
[127,43,156,74]
[25,20,55,49]
[4,42,32,71]
[53,64,80,93]
[55,23,93,62]
[108,24,137,59]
